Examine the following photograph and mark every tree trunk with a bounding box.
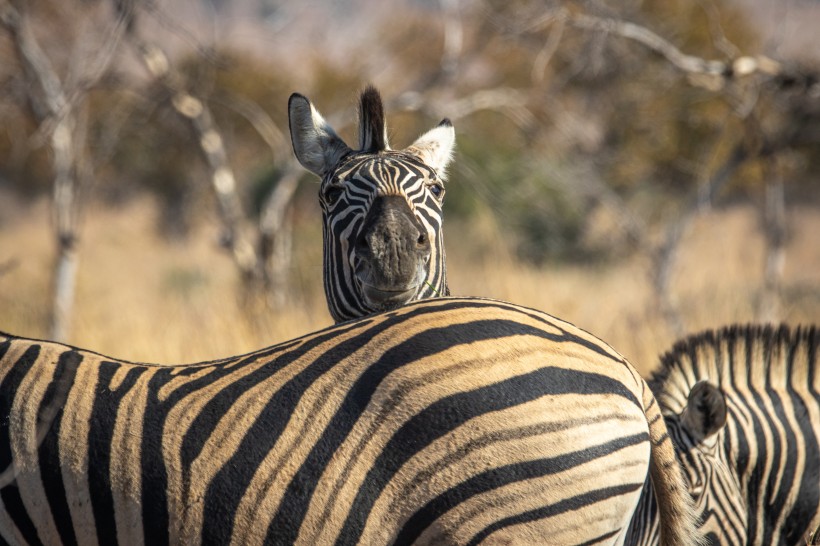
[758,163,786,323]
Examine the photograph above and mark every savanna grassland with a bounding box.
[2,194,817,375]
[1,0,818,381]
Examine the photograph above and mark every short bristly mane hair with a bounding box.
[357,86,389,153]
[650,324,818,413]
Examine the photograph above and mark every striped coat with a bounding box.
[0,298,698,545]
[634,324,819,545]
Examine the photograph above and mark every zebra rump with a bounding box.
[0,298,698,545]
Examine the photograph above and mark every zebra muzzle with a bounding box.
[359,282,419,309]
[352,195,431,308]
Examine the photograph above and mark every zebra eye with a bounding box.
[429,183,444,199]
[324,185,344,206]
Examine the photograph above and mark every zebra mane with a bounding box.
[649,324,818,414]
[358,85,389,153]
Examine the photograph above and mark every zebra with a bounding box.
[627,323,819,545]
[0,297,700,545]
[811,525,820,545]
[288,86,455,323]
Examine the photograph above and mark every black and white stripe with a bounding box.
[630,324,819,545]
[319,152,448,321]
[0,297,700,545]
[289,87,455,322]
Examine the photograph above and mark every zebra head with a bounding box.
[651,324,820,545]
[288,87,455,322]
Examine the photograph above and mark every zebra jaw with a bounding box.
[358,282,419,309]
[353,257,428,310]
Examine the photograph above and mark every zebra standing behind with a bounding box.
[0,298,701,545]
[628,324,819,545]
[288,87,454,322]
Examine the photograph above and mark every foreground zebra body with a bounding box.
[630,324,819,545]
[0,298,698,545]
[289,87,454,322]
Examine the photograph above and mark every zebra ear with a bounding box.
[404,119,455,179]
[358,86,390,152]
[288,93,352,178]
[680,381,727,442]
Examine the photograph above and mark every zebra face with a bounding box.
[327,154,443,312]
[289,87,455,322]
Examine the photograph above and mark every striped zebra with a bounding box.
[288,87,454,322]
[811,525,820,545]
[0,297,700,545]
[627,323,819,545]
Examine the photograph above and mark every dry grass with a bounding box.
[447,205,820,371]
[1,196,818,374]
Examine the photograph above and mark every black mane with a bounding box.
[357,85,388,153]
[649,323,818,410]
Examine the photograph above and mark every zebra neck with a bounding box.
[418,277,448,299]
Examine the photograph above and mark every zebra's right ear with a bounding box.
[288,93,352,178]
[405,118,455,179]
[680,381,727,443]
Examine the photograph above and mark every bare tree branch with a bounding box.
[390,87,537,135]
[119,3,259,281]
[28,4,130,148]
[209,92,307,304]
[0,0,100,342]
[695,0,742,59]
[212,92,289,158]
[259,162,302,255]
[488,3,803,95]
[650,141,750,337]
[258,162,302,305]
[527,8,784,85]
[0,1,66,119]
[488,4,816,335]
[566,13,730,76]
[531,15,565,83]
[758,158,786,323]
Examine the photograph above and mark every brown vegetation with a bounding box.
[0,0,818,372]
[1,194,817,373]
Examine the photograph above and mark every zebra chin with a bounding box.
[359,282,420,310]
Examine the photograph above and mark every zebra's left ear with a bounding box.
[288,93,352,178]
[680,381,727,443]
[404,119,455,179]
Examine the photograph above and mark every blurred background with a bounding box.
[0,0,818,372]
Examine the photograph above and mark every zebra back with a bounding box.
[651,324,820,545]
[0,297,699,545]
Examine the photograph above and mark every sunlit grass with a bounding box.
[1,197,818,374]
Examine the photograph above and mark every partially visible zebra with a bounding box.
[810,524,820,545]
[0,298,700,545]
[289,87,454,322]
[627,323,819,545]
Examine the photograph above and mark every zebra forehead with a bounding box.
[328,153,435,185]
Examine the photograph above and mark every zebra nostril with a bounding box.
[355,234,369,254]
[417,233,427,246]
